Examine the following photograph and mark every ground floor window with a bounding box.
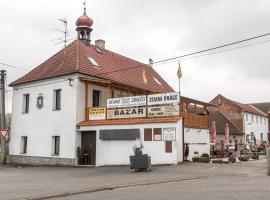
[52,136,60,155]
[21,136,28,154]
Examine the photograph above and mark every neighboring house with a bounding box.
[210,94,269,145]
[181,96,214,160]
[208,109,244,149]
[9,9,186,166]
[251,102,270,115]
[251,102,270,142]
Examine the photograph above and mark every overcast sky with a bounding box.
[1,0,270,112]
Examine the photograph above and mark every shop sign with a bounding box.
[163,127,176,141]
[89,107,106,120]
[147,92,180,106]
[107,95,146,108]
[107,107,146,119]
[147,104,179,117]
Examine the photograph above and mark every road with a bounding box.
[0,159,269,200]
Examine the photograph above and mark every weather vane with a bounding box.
[83,1,87,13]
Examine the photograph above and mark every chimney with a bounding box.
[95,39,105,50]
[148,58,153,67]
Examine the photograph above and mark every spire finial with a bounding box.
[83,1,86,14]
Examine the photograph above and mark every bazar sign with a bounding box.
[107,107,146,119]
[147,92,180,105]
[147,105,179,117]
[107,95,146,108]
[89,107,106,120]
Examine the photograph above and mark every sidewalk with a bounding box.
[0,159,267,200]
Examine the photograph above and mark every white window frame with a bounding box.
[22,94,30,114]
[20,136,28,154]
[52,136,60,156]
[53,89,62,111]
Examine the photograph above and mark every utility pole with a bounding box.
[1,70,6,164]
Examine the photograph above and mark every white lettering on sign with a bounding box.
[163,127,176,141]
[107,107,146,119]
[107,95,146,108]
[147,92,180,105]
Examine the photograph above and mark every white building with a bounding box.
[9,9,185,166]
[210,94,269,146]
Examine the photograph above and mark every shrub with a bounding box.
[192,157,211,163]
[252,154,259,160]
[239,155,249,162]
[228,157,236,163]
[201,153,210,158]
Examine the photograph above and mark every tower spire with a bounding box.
[75,0,93,45]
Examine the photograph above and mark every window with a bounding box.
[251,115,254,122]
[256,117,258,124]
[87,56,99,67]
[260,133,263,141]
[260,118,262,124]
[21,136,28,154]
[53,89,61,110]
[265,118,267,125]
[52,136,60,155]
[153,77,162,85]
[22,94,30,113]
[92,90,100,107]
[246,113,248,121]
[153,128,162,141]
[144,128,152,141]
[246,135,250,142]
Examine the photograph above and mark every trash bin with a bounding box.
[130,148,151,172]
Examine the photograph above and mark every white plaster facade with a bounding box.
[184,127,210,161]
[243,112,269,144]
[78,121,183,166]
[9,74,183,166]
[10,75,81,162]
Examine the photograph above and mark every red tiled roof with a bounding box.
[10,40,173,93]
[77,116,181,127]
[208,109,244,135]
[212,94,267,117]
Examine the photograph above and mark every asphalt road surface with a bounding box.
[0,159,269,200]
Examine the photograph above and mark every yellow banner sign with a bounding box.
[89,107,106,120]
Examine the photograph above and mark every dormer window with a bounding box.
[153,77,162,85]
[86,56,99,67]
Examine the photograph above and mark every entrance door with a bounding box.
[81,131,96,165]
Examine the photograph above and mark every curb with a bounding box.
[24,176,213,200]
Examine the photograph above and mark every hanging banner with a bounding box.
[147,104,179,117]
[147,92,180,105]
[107,107,146,119]
[107,95,146,108]
[163,127,176,141]
[89,107,106,120]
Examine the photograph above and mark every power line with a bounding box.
[155,38,270,65]
[2,32,270,82]
[95,32,270,76]
[0,62,30,71]
[153,32,270,64]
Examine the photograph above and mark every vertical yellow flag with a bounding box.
[177,63,182,79]
[142,69,148,84]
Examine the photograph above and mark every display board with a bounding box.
[163,127,176,141]
[89,107,106,120]
[148,104,179,117]
[107,107,146,119]
[107,95,146,108]
[147,92,180,106]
